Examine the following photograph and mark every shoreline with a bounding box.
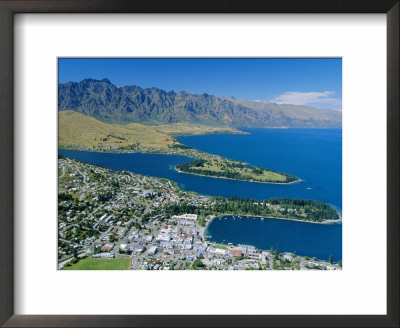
[205,213,342,235]
[169,129,250,137]
[203,214,342,263]
[59,147,301,185]
[175,167,301,185]
[205,239,342,266]
[204,214,343,259]
[59,149,338,226]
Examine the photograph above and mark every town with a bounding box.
[58,157,342,271]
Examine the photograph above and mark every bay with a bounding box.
[58,150,194,184]
[206,215,342,261]
[177,128,342,211]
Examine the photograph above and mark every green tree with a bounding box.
[109,232,118,242]
[274,244,280,260]
[272,258,277,270]
[329,255,333,264]
[198,216,205,227]
[192,259,203,269]
[71,249,79,264]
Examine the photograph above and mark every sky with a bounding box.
[58,58,342,111]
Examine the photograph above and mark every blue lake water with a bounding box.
[177,128,342,211]
[58,150,194,184]
[206,216,342,261]
[59,128,342,260]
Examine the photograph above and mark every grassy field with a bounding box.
[59,110,176,149]
[63,256,131,270]
[177,158,297,183]
[59,111,248,151]
[213,244,228,250]
[152,122,247,137]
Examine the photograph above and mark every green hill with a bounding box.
[59,110,176,149]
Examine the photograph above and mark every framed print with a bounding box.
[0,1,398,327]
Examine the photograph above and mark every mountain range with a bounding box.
[58,78,342,128]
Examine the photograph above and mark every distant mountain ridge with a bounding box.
[58,78,342,128]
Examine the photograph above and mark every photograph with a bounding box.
[1,0,397,324]
[57,58,342,271]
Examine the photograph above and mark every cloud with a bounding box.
[271,91,342,111]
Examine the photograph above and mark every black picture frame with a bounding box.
[0,1,398,327]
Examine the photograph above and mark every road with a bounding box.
[60,165,65,178]
[142,199,154,216]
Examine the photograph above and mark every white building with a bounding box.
[209,247,227,255]
[148,246,157,255]
[156,234,170,242]
[172,213,198,221]
[119,244,129,252]
[92,253,114,259]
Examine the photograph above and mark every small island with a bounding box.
[175,158,298,183]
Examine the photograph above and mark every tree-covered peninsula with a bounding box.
[175,158,298,183]
[164,196,339,223]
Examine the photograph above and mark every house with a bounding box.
[283,253,293,261]
[119,244,130,252]
[101,243,114,252]
[248,252,261,260]
[156,234,170,242]
[233,249,243,257]
[99,214,107,222]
